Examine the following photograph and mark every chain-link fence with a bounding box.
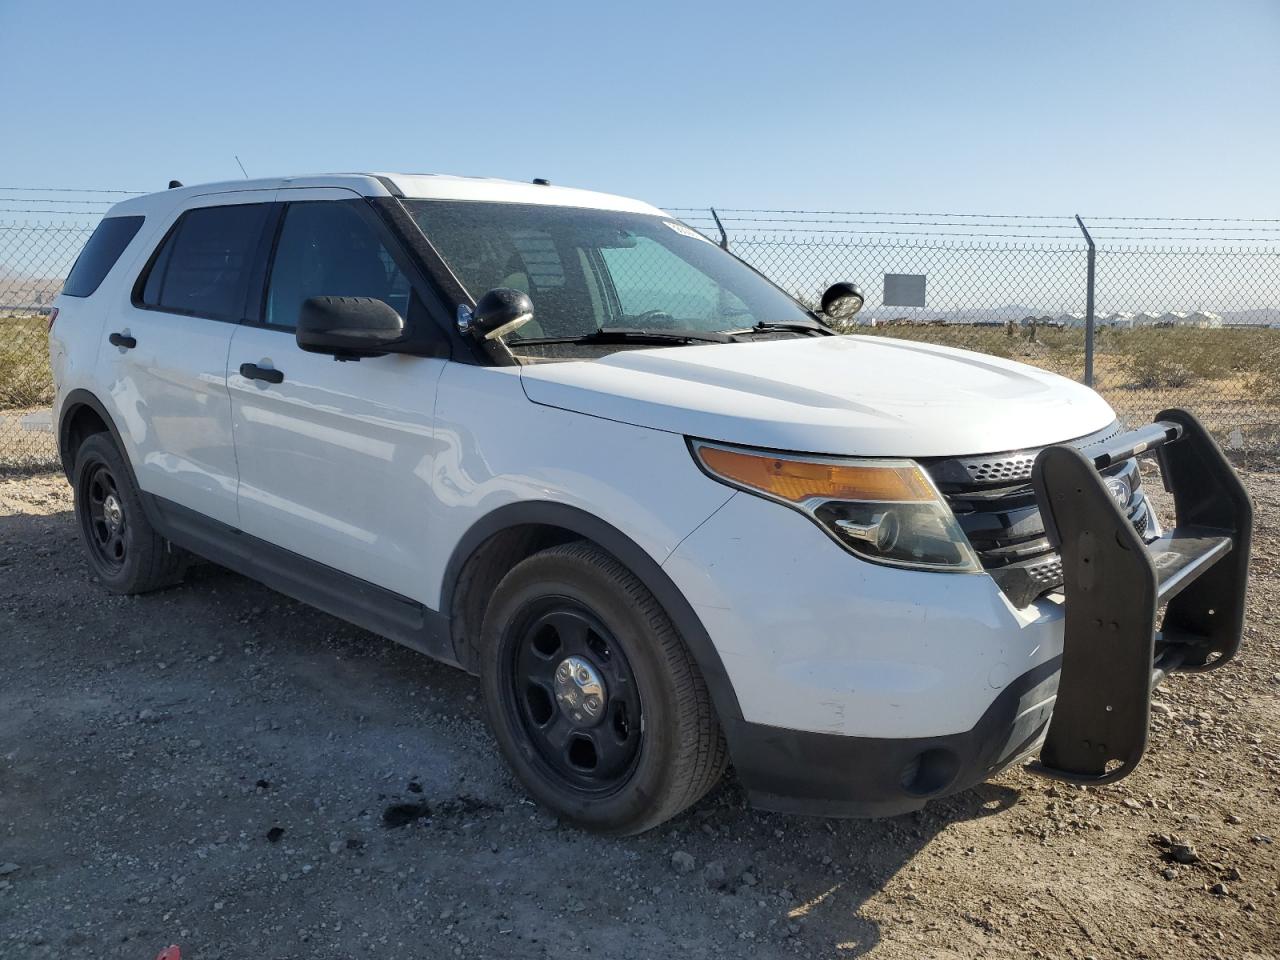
[678,209,1280,455]
[2,203,1278,470]
[1,219,96,470]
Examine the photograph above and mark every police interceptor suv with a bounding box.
[49,173,1253,834]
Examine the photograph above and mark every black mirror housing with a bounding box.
[460,287,535,341]
[820,282,865,323]
[296,296,405,359]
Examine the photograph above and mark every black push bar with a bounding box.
[1025,409,1253,785]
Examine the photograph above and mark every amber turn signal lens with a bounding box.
[695,444,937,503]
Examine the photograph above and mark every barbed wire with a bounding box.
[0,186,145,194]
[678,215,1280,234]
[0,197,116,206]
[667,206,1280,224]
[0,208,111,215]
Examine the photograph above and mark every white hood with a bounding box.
[519,335,1117,457]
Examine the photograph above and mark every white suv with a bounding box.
[49,173,1252,834]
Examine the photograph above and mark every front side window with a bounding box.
[62,216,145,298]
[405,201,810,340]
[138,203,271,320]
[265,201,411,330]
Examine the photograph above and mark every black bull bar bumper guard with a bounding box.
[1026,408,1253,785]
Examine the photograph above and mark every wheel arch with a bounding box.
[441,501,744,726]
[58,390,131,483]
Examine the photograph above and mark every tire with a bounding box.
[72,433,185,594]
[479,540,728,835]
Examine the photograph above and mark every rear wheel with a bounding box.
[72,434,184,594]
[479,541,727,835]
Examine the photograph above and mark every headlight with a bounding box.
[691,440,982,573]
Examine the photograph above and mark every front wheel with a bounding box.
[479,541,727,835]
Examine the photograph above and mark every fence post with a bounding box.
[1075,214,1096,387]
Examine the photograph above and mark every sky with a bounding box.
[1,0,1278,218]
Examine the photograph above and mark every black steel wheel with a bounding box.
[72,433,184,594]
[506,599,643,795]
[480,541,728,835]
[81,461,128,574]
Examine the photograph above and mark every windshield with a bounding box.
[404,201,815,340]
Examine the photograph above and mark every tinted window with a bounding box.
[62,216,144,298]
[265,201,411,330]
[139,203,271,320]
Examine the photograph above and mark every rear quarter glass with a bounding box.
[61,216,145,298]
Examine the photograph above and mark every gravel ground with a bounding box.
[1,467,1277,960]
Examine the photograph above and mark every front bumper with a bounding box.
[725,656,1060,817]
[671,409,1251,817]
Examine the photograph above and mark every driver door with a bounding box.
[227,188,448,603]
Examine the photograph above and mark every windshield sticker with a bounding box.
[663,220,714,243]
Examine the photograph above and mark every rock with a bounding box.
[1170,844,1199,864]
[328,840,344,855]
[1209,882,1229,896]
[1122,798,1142,809]
[1150,702,1173,717]
[741,870,759,886]
[0,862,18,876]
[1225,813,1242,825]
[1224,866,1242,881]
[1161,867,1177,880]
[702,861,727,886]
[671,851,696,874]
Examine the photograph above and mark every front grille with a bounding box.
[922,423,1152,608]
[964,454,1036,484]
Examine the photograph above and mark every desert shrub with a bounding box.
[1122,350,1194,389]
[0,315,53,409]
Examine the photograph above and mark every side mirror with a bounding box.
[820,282,865,322]
[458,287,535,341]
[296,296,405,359]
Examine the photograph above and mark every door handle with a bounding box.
[108,332,136,349]
[239,362,284,384]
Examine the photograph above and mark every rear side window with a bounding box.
[62,216,145,298]
[138,203,271,321]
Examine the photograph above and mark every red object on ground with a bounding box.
[155,947,181,960]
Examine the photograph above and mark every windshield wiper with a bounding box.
[514,327,738,346]
[749,318,832,335]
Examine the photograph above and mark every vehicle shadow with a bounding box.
[691,776,1021,956]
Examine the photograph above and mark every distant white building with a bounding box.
[1132,311,1161,327]
[1056,312,1087,328]
[1186,310,1224,328]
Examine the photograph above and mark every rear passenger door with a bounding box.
[226,189,448,604]
[102,193,274,526]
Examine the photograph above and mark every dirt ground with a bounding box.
[1,469,1277,960]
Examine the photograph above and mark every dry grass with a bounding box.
[0,314,53,409]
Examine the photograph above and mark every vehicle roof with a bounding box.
[106,173,666,217]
